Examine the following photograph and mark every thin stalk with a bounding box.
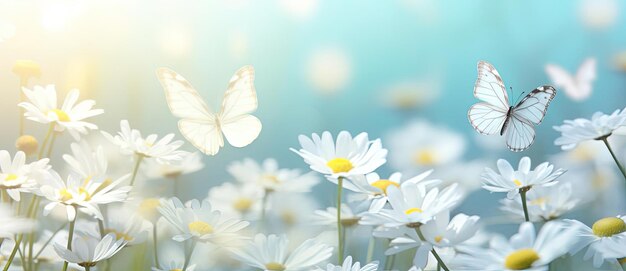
[61,210,77,271]
[182,239,197,271]
[260,190,271,232]
[601,137,626,181]
[520,188,530,222]
[46,132,58,158]
[365,234,375,263]
[38,124,55,159]
[336,177,344,263]
[34,222,68,259]
[3,234,23,271]
[129,154,144,186]
[153,223,160,269]
[85,266,90,271]
[19,76,27,137]
[414,227,450,271]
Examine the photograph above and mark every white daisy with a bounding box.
[157,197,249,246]
[100,205,150,245]
[152,260,196,271]
[554,107,626,150]
[347,170,440,212]
[566,216,626,268]
[40,172,131,221]
[145,151,204,180]
[456,221,577,271]
[227,158,319,193]
[102,120,187,164]
[53,232,125,269]
[313,203,361,228]
[62,142,108,180]
[501,182,579,222]
[386,120,465,171]
[482,157,566,198]
[18,85,103,140]
[231,234,333,271]
[361,182,462,228]
[0,204,36,238]
[318,256,378,271]
[0,150,50,201]
[207,182,263,220]
[290,131,387,180]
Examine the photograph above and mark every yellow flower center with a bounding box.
[504,248,540,270]
[414,150,435,165]
[529,197,548,206]
[50,109,70,122]
[371,179,399,195]
[263,174,281,184]
[58,187,90,202]
[59,189,73,202]
[281,211,296,225]
[170,269,182,271]
[139,198,161,220]
[341,217,360,227]
[104,229,133,241]
[404,207,423,215]
[265,262,286,271]
[233,198,253,212]
[4,174,18,182]
[592,217,626,237]
[513,179,522,187]
[434,235,443,243]
[188,221,214,235]
[326,158,353,173]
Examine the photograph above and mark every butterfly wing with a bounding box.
[574,58,596,100]
[504,115,536,152]
[218,66,262,147]
[157,68,223,155]
[468,61,510,135]
[512,86,556,125]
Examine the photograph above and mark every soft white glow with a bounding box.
[306,47,352,94]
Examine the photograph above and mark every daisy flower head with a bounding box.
[347,170,440,212]
[361,182,462,228]
[420,211,481,248]
[0,150,50,201]
[208,182,263,220]
[386,120,465,171]
[53,232,125,268]
[40,172,132,221]
[231,234,333,271]
[18,85,103,140]
[100,205,150,245]
[227,158,319,193]
[318,256,378,271]
[457,221,577,271]
[554,107,626,150]
[102,120,187,164]
[566,216,626,268]
[157,197,249,245]
[501,182,580,222]
[145,151,204,180]
[313,203,361,229]
[482,157,566,198]
[62,142,108,180]
[0,203,36,238]
[290,131,387,179]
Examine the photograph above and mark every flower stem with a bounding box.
[46,132,58,158]
[129,154,144,186]
[365,234,375,263]
[414,227,450,271]
[38,124,55,159]
[18,76,27,137]
[153,223,160,269]
[520,188,530,222]
[61,209,77,271]
[601,137,626,181]
[3,234,23,271]
[260,190,271,232]
[336,177,344,263]
[182,239,197,271]
[85,266,90,271]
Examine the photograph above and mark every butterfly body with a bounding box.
[468,61,556,152]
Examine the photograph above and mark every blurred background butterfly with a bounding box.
[157,66,262,156]
[545,58,596,102]
[468,61,556,152]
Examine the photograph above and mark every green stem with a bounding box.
[38,124,54,159]
[414,227,450,271]
[365,234,375,263]
[601,137,626,181]
[85,266,90,271]
[3,234,24,271]
[153,223,160,269]
[46,132,58,158]
[336,177,344,263]
[129,154,144,186]
[19,76,27,137]
[520,188,530,222]
[61,209,77,271]
[182,239,197,271]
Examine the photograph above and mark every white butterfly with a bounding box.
[157,66,262,156]
[545,58,596,101]
[468,61,556,152]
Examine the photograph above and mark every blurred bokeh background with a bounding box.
[1,1,626,267]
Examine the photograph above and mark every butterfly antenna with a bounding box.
[515,91,526,104]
